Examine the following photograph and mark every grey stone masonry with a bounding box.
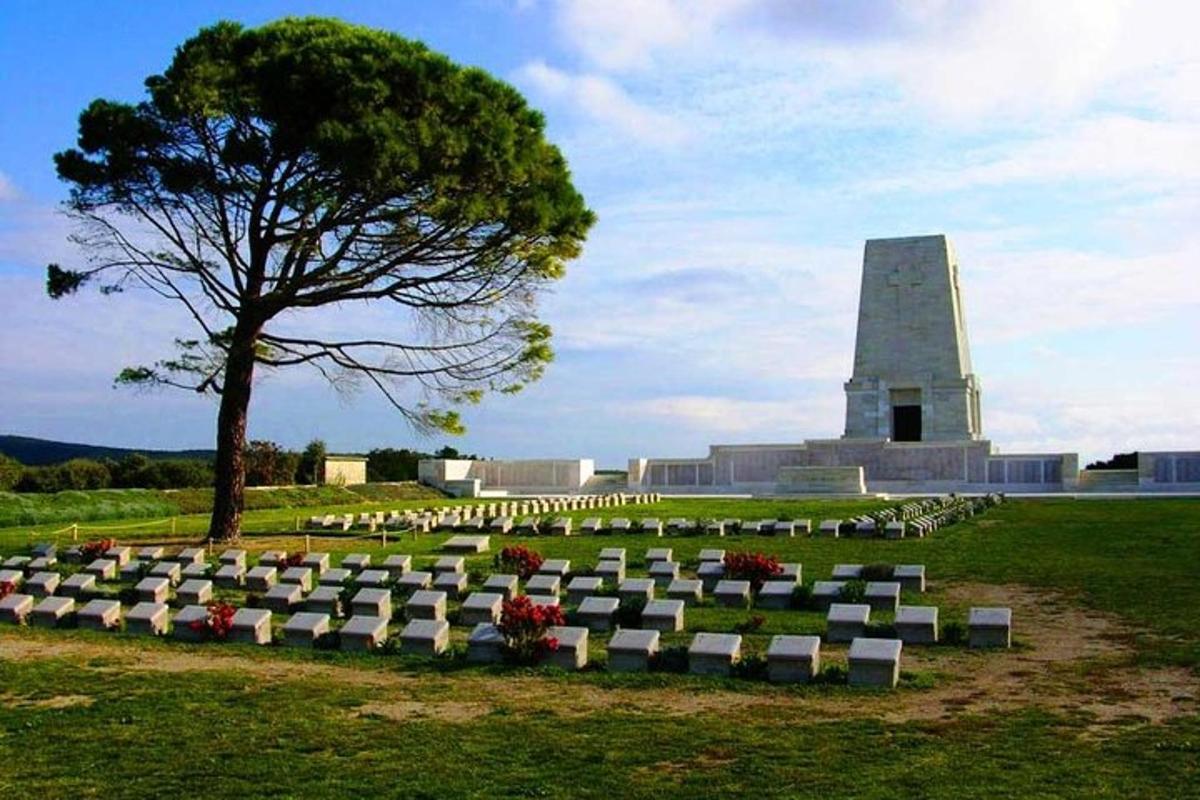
[689,633,742,676]
[136,576,171,604]
[28,556,56,571]
[580,518,602,534]
[433,571,468,599]
[893,565,926,592]
[2,556,29,570]
[526,574,561,596]
[467,622,505,663]
[528,595,561,611]
[177,579,213,606]
[666,578,703,604]
[352,588,393,620]
[214,564,246,589]
[229,608,272,645]
[595,561,626,585]
[756,581,795,610]
[399,619,450,656]
[489,516,514,533]
[354,569,391,588]
[138,546,166,562]
[795,519,813,535]
[259,550,287,567]
[767,635,821,684]
[443,535,490,553]
[125,601,168,636]
[460,592,503,626]
[305,586,343,617]
[105,545,133,566]
[885,521,907,539]
[648,560,680,587]
[538,559,571,577]
[171,547,204,565]
[607,628,660,672]
[639,519,664,537]
[119,562,144,582]
[318,568,352,586]
[395,571,433,594]
[610,518,631,532]
[599,548,626,563]
[848,637,902,688]
[832,564,864,580]
[667,518,695,534]
[818,519,841,538]
[741,520,763,534]
[642,599,685,632]
[577,596,620,632]
[219,549,247,568]
[59,572,96,599]
[895,605,939,644]
[263,583,303,614]
[769,520,797,537]
[433,556,465,575]
[968,607,1012,648]
[704,520,727,536]
[618,578,655,602]
[245,566,277,593]
[698,549,725,563]
[77,598,122,631]
[280,567,314,592]
[172,605,210,642]
[341,615,389,651]
[566,576,603,605]
[864,582,901,613]
[779,563,802,584]
[0,593,34,624]
[645,547,673,564]
[546,625,589,670]
[827,603,871,643]
[811,581,847,611]
[85,558,117,580]
[282,612,330,647]
[301,552,330,574]
[406,590,447,621]
[181,562,211,579]
[549,518,573,536]
[26,571,60,597]
[30,596,75,627]
[698,562,726,593]
[381,555,412,578]
[714,580,751,608]
[341,553,371,572]
[482,573,518,600]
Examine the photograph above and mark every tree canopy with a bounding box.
[48,17,594,539]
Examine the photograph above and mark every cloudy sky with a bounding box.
[1,0,1197,467]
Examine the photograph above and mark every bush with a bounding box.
[498,596,565,664]
[865,621,896,638]
[810,664,848,685]
[723,551,783,592]
[0,455,22,491]
[652,645,689,673]
[16,459,112,492]
[733,614,766,634]
[614,595,647,628]
[791,584,813,610]
[861,563,894,581]
[941,621,966,646]
[495,545,544,580]
[839,580,866,604]
[732,654,769,680]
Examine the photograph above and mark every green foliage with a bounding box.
[296,440,326,486]
[791,583,813,610]
[243,441,301,487]
[838,580,867,604]
[0,455,22,492]
[860,563,894,581]
[615,595,647,628]
[16,459,112,492]
[941,621,967,646]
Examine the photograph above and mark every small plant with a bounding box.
[941,621,966,646]
[80,538,116,560]
[614,595,646,628]
[732,653,769,680]
[839,579,866,604]
[498,595,565,664]
[117,587,140,606]
[652,645,690,673]
[791,584,813,610]
[723,551,783,592]
[865,620,896,638]
[0,580,15,600]
[282,552,304,569]
[494,545,544,580]
[734,614,766,634]
[861,563,894,581]
[187,602,237,640]
[811,664,848,685]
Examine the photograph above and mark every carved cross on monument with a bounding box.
[888,263,926,338]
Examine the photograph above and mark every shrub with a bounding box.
[187,602,237,640]
[861,563,895,581]
[865,621,896,638]
[614,595,646,628]
[495,545,544,580]
[0,455,22,492]
[732,653,769,680]
[942,621,966,646]
[498,596,565,664]
[791,584,813,610]
[653,645,690,674]
[0,580,15,600]
[80,538,116,560]
[811,664,848,685]
[723,551,783,592]
[734,614,766,634]
[117,587,140,606]
[839,579,866,604]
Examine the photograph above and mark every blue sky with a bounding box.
[1,0,1197,467]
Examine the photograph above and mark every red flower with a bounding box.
[495,546,545,580]
[723,552,783,592]
[498,596,564,664]
[80,538,117,560]
[0,580,15,600]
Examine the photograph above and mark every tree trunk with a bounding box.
[207,324,261,543]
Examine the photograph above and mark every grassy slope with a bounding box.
[0,497,1198,796]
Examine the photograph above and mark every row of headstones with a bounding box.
[851,493,1004,534]
[309,493,665,532]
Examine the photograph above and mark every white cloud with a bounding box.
[0,171,18,202]
[628,394,837,437]
[515,61,688,147]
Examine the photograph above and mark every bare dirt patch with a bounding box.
[0,582,1195,735]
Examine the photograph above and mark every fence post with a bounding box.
[171,517,177,536]
[305,534,311,553]
[295,516,300,532]
[72,523,78,542]
[207,537,212,557]
[381,530,387,548]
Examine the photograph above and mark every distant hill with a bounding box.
[0,435,214,466]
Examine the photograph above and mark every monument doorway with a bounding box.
[892,405,922,442]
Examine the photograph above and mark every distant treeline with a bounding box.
[0,440,479,494]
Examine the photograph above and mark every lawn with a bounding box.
[1,496,1198,798]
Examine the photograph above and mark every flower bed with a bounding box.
[723,552,783,591]
[495,545,544,580]
[498,595,564,664]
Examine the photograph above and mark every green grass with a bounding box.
[1,496,1199,797]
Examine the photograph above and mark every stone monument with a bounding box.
[843,235,982,442]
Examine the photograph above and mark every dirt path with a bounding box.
[1,582,1195,733]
